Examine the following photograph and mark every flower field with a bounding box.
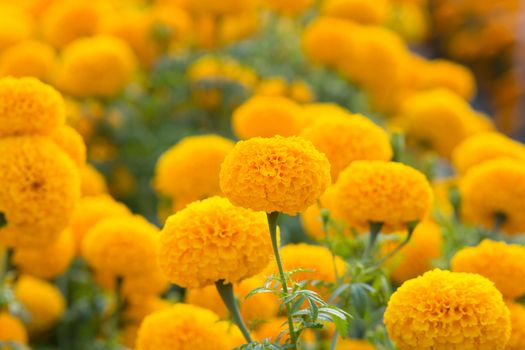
[0,0,524,349]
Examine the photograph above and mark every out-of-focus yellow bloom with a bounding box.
[506,301,525,350]
[0,4,33,52]
[301,103,357,127]
[219,11,259,46]
[0,311,27,344]
[57,35,137,98]
[256,78,315,104]
[262,0,314,15]
[15,275,66,333]
[79,164,108,197]
[387,2,429,43]
[220,136,331,215]
[322,0,390,25]
[50,125,86,168]
[336,339,375,350]
[384,269,510,350]
[255,317,288,343]
[13,228,75,280]
[184,0,257,16]
[431,177,456,218]
[0,40,56,81]
[123,295,172,324]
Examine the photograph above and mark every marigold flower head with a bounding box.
[13,228,75,280]
[384,269,511,350]
[336,339,375,350]
[322,0,389,25]
[301,116,392,180]
[0,77,65,137]
[83,215,159,277]
[0,136,80,248]
[232,96,305,140]
[80,164,108,197]
[0,40,56,81]
[0,312,27,344]
[184,0,257,15]
[334,161,433,232]
[301,103,356,126]
[381,221,443,284]
[506,301,525,350]
[50,125,86,167]
[220,136,331,215]
[459,158,525,234]
[451,240,525,299]
[0,4,33,52]
[15,275,66,333]
[57,35,137,98]
[262,0,314,15]
[158,196,273,288]
[123,295,172,324]
[136,303,240,350]
[255,317,288,343]
[96,267,170,297]
[452,132,525,175]
[153,135,234,204]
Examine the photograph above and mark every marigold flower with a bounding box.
[336,339,375,350]
[0,312,27,344]
[83,215,159,277]
[135,303,240,350]
[301,103,356,126]
[506,301,525,350]
[57,35,137,98]
[452,132,525,175]
[50,125,86,167]
[255,317,288,343]
[334,161,433,232]
[459,158,525,234]
[158,196,273,288]
[262,0,314,15]
[13,228,75,280]
[184,0,257,15]
[451,240,525,299]
[384,269,511,350]
[123,295,172,324]
[15,275,66,333]
[153,135,234,205]
[322,0,389,25]
[0,136,80,248]
[0,40,56,81]
[381,221,442,284]
[301,117,392,180]
[96,267,170,297]
[0,77,65,137]
[220,136,331,215]
[0,4,32,52]
[232,96,305,140]
[80,164,108,197]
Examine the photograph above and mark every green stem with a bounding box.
[0,212,6,229]
[362,222,383,260]
[267,212,298,349]
[110,276,124,341]
[1,247,13,284]
[378,221,418,266]
[493,212,506,236]
[215,280,252,343]
[329,330,339,350]
[321,208,340,284]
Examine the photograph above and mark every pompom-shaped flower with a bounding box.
[80,164,108,197]
[336,339,375,350]
[15,275,66,333]
[0,4,33,52]
[232,96,305,140]
[334,161,433,232]
[262,0,314,15]
[50,125,87,167]
[301,116,392,180]
[220,136,331,215]
[301,103,356,126]
[452,132,525,175]
[0,136,80,248]
[451,240,525,299]
[123,295,172,324]
[13,229,75,280]
[459,158,525,233]
[506,301,525,350]
[96,267,170,298]
[57,35,136,98]
[0,312,27,344]
[384,269,511,350]
[0,40,56,81]
[185,0,257,16]
[83,215,159,277]
[158,196,273,288]
[322,0,389,25]
[381,221,443,284]
[0,77,65,137]
[153,135,234,208]
[136,303,239,350]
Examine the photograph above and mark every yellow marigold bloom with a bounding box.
[158,196,273,288]
[255,317,288,343]
[186,275,279,324]
[451,240,525,299]
[0,4,33,52]
[15,275,66,333]
[506,301,525,350]
[384,269,511,350]
[381,221,442,284]
[184,0,256,15]
[70,194,130,251]
[220,136,331,215]
[452,132,525,175]
[123,267,170,297]
[459,158,525,234]
[83,215,159,277]
[232,96,306,140]
[289,80,315,103]
[336,339,375,350]
[0,77,65,137]
[123,295,172,324]
[322,0,389,25]
[301,103,357,127]
[153,135,234,205]
[121,323,140,349]
[13,229,75,280]
[57,35,137,98]
[0,40,56,81]
[0,312,27,344]
[50,125,86,168]
[431,177,456,218]
[334,161,433,232]
[136,303,239,350]
[0,136,80,248]
[256,77,288,97]
[80,164,108,197]
[262,0,314,15]
[41,0,104,49]
[301,116,392,180]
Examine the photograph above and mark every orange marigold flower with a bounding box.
[0,40,56,81]
[322,0,390,25]
[506,301,525,350]
[0,311,27,344]
[79,164,108,197]
[50,125,87,167]
[336,339,375,350]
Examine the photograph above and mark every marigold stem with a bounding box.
[111,276,124,340]
[493,212,506,235]
[378,221,418,265]
[362,222,383,260]
[267,211,298,349]
[1,247,13,284]
[215,280,253,343]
